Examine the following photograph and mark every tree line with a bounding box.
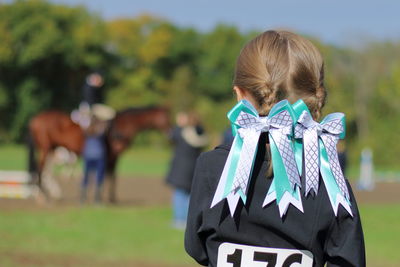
[1,0,399,169]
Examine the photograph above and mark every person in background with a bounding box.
[83,71,105,107]
[80,105,114,203]
[221,126,234,146]
[71,71,105,129]
[166,111,208,229]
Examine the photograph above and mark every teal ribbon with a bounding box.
[263,100,303,216]
[319,113,352,215]
[292,100,309,175]
[212,99,302,217]
[211,100,263,215]
[292,100,352,216]
[223,100,258,201]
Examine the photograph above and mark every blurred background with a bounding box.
[0,0,399,266]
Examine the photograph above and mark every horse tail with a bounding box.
[27,127,38,180]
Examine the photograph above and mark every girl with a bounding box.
[185,30,365,267]
[80,110,108,203]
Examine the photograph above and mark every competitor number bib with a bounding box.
[217,243,313,267]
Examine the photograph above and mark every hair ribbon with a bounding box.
[292,100,352,216]
[211,100,302,217]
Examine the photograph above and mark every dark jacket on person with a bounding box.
[185,134,365,267]
[83,83,103,106]
[166,126,205,193]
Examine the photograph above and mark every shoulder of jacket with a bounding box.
[197,144,230,166]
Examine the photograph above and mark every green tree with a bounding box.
[0,0,109,141]
[105,16,176,109]
[196,25,246,102]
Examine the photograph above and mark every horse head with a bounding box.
[152,106,172,135]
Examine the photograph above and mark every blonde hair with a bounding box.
[233,30,326,119]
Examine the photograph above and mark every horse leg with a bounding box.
[107,157,118,203]
[37,148,51,195]
[42,151,63,200]
[27,132,38,181]
[95,158,106,203]
[108,171,117,203]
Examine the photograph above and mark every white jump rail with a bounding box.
[0,170,37,199]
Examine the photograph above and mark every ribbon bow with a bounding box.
[211,100,302,217]
[292,100,352,216]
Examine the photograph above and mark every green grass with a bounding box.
[0,145,399,266]
[0,203,399,266]
[0,205,193,266]
[0,144,27,170]
[359,204,400,266]
[116,146,171,177]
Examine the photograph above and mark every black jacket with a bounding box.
[185,134,365,267]
[166,126,205,192]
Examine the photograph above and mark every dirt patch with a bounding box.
[0,251,192,267]
[2,175,400,207]
[0,176,173,210]
[0,176,399,210]
[58,175,173,206]
[351,181,400,204]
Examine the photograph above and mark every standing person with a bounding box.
[80,106,114,203]
[185,30,365,266]
[166,112,208,229]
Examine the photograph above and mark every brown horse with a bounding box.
[105,106,171,202]
[28,106,171,201]
[29,110,84,189]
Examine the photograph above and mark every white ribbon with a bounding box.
[211,109,300,216]
[295,111,350,201]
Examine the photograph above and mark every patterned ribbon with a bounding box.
[262,101,302,217]
[292,100,352,216]
[211,100,302,217]
[293,103,322,196]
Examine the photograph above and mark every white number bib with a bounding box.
[217,242,313,267]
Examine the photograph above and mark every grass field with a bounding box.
[0,205,193,267]
[359,204,400,266]
[1,144,400,266]
[0,204,399,266]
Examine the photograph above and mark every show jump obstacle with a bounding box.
[0,170,38,199]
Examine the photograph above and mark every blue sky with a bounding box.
[48,0,400,45]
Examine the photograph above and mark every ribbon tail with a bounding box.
[293,140,303,175]
[263,180,303,217]
[278,188,303,217]
[263,180,276,207]
[303,129,320,196]
[319,139,353,217]
[231,129,261,203]
[331,193,353,217]
[263,132,303,217]
[211,129,260,217]
[320,135,350,200]
[226,192,241,217]
[270,129,301,189]
[211,136,241,208]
